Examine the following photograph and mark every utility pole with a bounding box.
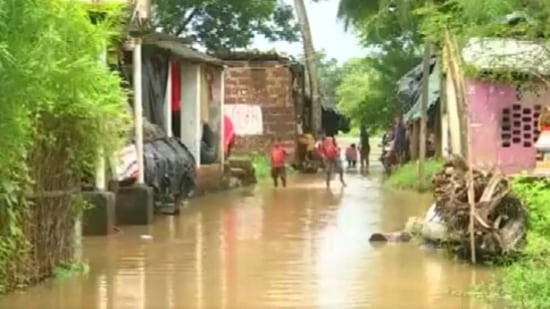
[418,0,432,189]
[294,0,322,136]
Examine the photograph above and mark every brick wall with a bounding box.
[224,61,296,155]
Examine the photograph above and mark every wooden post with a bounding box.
[418,42,431,188]
[133,38,145,183]
[444,30,476,264]
[220,68,226,169]
[165,61,172,137]
[410,121,420,160]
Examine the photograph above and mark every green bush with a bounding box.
[386,159,443,191]
[0,0,129,292]
[251,155,271,181]
[488,178,550,309]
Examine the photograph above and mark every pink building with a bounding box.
[442,37,550,175]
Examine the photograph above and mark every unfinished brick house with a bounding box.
[217,52,306,155]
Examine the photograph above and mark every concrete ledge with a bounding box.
[115,183,154,225]
[82,190,116,236]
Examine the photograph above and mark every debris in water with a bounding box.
[432,155,527,259]
[369,231,412,243]
[140,235,153,240]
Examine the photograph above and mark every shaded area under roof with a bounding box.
[143,32,223,66]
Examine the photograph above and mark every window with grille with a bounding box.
[500,104,542,148]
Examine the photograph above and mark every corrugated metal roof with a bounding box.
[462,37,550,76]
[404,62,440,122]
[143,33,224,66]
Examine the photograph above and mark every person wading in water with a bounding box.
[320,136,346,188]
[270,137,288,188]
[359,124,370,172]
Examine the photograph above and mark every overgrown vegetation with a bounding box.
[475,178,550,308]
[386,159,443,191]
[0,0,129,292]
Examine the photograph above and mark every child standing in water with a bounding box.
[320,136,346,188]
[270,138,288,188]
[345,144,358,168]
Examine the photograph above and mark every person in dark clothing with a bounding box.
[359,124,370,171]
[392,116,407,165]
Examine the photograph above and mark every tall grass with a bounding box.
[386,159,443,191]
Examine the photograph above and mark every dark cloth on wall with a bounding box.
[141,46,168,130]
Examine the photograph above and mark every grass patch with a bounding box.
[53,262,89,280]
[475,178,550,308]
[386,159,443,192]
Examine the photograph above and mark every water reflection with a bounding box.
[0,173,493,308]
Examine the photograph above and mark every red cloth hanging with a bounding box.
[224,115,236,155]
[171,61,180,112]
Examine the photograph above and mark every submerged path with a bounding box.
[0,165,491,308]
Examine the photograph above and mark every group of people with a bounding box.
[268,125,371,189]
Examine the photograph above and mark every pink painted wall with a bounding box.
[465,79,548,175]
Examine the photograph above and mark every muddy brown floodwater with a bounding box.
[0,166,494,309]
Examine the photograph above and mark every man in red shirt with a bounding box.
[270,138,288,187]
[320,136,346,188]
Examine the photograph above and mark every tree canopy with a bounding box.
[333,0,422,131]
[337,46,420,132]
[153,0,299,51]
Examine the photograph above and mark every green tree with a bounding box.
[153,0,299,51]
[337,45,420,131]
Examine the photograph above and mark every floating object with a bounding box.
[140,235,153,240]
[369,232,412,243]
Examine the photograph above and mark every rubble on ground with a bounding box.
[431,155,527,258]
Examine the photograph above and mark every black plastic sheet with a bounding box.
[143,137,196,198]
[322,107,351,137]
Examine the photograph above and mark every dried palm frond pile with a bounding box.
[432,155,526,258]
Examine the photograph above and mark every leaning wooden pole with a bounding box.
[418,42,431,189]
[444,30,476,263]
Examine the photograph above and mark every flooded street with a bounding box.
[0,167,492,308]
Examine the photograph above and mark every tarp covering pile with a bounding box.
[143,137,196,199]
[432,155,526,258]
[137,117,197,198]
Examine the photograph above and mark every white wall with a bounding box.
[180,62,201,167]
